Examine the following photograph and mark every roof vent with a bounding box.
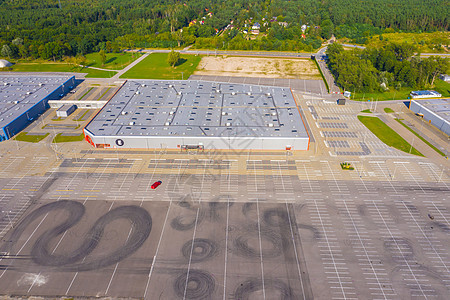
[165,122,170,126]
[129,121,135,125]
[141,84,146,87]
[247,92,252,95]
[26,91,32,95]
[268,123,274,127]
[121,111,128,115]
[266,93,271,96]
[169,84,173,88]
[226,122,232,126]
[177,91,182,95]
[135,91,140,94]
[169,111,175,115]
[231,92,236,95]
[216,89,221,93]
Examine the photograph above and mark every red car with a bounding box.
[151,181,162,189]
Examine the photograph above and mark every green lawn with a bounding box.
[352,87,412,101]
[52,133,85,143]
[361,109,372,113]
[85,52,141,70]
[14,132,49,143]
[357,116,423,156]
[120,52,202,79]
[4,62,116,78]
[395,118,447,157]
[349,80,449,101]
[434,79,450,97]
[384,107,395,113]
[79,87,94,100]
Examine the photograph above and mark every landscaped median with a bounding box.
[14,132,49,143]
[357,115,423,156]
[52,133,85,143]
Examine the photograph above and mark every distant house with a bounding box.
[278,21,288,27]
[252,22,260,30]
[440,74,450,82]
[301,24,307,32]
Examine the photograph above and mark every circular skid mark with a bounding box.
[31,204,152,272]
[209,197,234,221]
[391,264,448,299]
[233,227,284,258]
[234,278,295,300]
[383,237,415,261]
[173,269,215,299]
[2,200,85,254]
[171,211,204,231]
[181,238,218,262]
[263,207,289,227]
[429,221,450,234]
[297,224,321,240]
[242,202,256,216]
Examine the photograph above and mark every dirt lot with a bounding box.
[194,56,321,79]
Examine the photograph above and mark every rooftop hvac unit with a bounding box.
[177,91,182,95]
[39,83,44,86]
[231,92,236,95]
[268,123,274,127]
[226,122,231,126]
[14,100,19,104]
[216,89,221,93]
[165,122,170,126]
[135,91,140,94]
[121,111,128,115]
[141,84,146,87]
[221,112,227,115]
[129,121,135,125]
[169,111,175,115]
[26,92,32,95]
[3,82,8,86]
[169,84,173,88]
[247,92,252,95]
[266,93,271,96]
[271,112,276,116]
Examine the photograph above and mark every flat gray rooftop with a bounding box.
[0,75,72,128]
[86,80,308,139]
[412,98,450,123]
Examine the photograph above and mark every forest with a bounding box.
[326,43,449,93]
[0,0,448,60]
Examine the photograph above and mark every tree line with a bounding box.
[326,43,449,93]
[0,0,447,61]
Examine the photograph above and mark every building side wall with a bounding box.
[410,100,450,136]
[84,130,309,150]
[1,76,75,140]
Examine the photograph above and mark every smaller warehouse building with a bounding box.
[0,75,75,141]
[410,98,450,136]
[410,90,442,99]
[56,104,77,118]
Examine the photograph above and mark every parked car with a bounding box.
[151,181,162,189]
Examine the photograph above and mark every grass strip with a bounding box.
[361,109,372,113]
[52,133,85,143]
[14,132,49,143]
[395,118,446,157]
[97,87,112,100]
[357,116,423,156]
[79,87,94,100]
[384,107,395,113]
[314,58,329,93]
[73,110,89,121]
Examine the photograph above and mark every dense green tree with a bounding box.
[99,49,106,66]
[167,50,180,67]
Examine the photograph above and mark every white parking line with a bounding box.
[183,207,201,300]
